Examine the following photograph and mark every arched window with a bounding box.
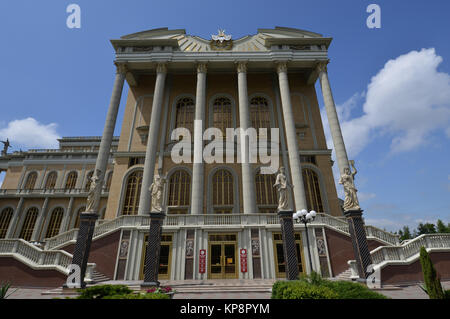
[0,207,14,239]
[105,171,113,192]
[212,169,234,214]
[255,171,278,214]
[65,171,78,190]
[122,170,143,215]
[174,97,195,134]
[45,172,57,189]
[250,97,271,138]
[212,97,233,138]
[73,206,85,229]
[24,172,38,190]
[19,207,39,241]
[167,170,191,214]
[84,171,94,192]
[45,207,64,238]
[302,168,324,212]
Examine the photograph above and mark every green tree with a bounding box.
[417,223,437,235]
[419,247,445,299]
[398,226,412,241]
[436,220,449,233]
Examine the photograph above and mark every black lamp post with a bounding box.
[293,209,316,274]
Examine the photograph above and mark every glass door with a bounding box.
[208,233,238,279]
[273,233,304,278]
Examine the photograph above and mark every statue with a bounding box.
[149,174,166,212]
[273,167,292,211]
[339,160,360,211]
[86,169,103,213]
[1,138,11,156]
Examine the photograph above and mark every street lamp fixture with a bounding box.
[293,209,316,274]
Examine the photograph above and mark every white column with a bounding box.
[138,63,167,215]
[276,62,308,211]
[237,62,258,214]
[31,197,49,241]
[60,197,74,234]
[6,198,24,238]
[89,63,126,213]
[317,62,350,175]
[191,63,207,215]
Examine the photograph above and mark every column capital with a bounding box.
[236,61,248,73]
[115,63,128,75]
[156,62,168,74]
[276,61,288,74]
[316,61,329,74]
[197,62,208,74]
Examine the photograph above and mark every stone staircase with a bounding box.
[91,270,110,283]
[332,268,354,282]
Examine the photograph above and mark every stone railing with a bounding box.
[0,239,95,280]
[44,212,400,251]
[370,233,450,264]
[0,188,109,196]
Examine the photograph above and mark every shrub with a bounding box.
[419,246,445,299]
[322,280,387,299]
[77,285,133,299]
[272,272,387,299]
[445,290,450,299]
[103,293,170,299]
[271,280,338,299]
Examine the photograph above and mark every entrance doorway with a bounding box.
[140,234,173,280]
[208,233,238,279]
[273,232,305,278]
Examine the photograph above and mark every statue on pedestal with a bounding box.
[150,174,166,212]
[339,160,360,211]
[273,167,292,211]
[1,138,11,156]
[86,169,103,213]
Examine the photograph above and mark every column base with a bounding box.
[277,210,299,280]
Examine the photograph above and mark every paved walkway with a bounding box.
[5,280,450,299]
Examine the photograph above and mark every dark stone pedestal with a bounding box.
[65,211,98,289]
[141,211,166,289]
[277,210,299,280]
[344,209,373,279]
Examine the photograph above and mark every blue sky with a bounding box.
[0,0,449,231]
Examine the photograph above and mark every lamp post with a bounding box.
[293,209,316,274]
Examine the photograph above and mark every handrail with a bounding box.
[371,233,450,264]
[0,238,95,280]
[44,212,400,250]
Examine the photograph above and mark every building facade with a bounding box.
[4,27,440,286]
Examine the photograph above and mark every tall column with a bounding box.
[237,62,258,214]
[30,197,49,241]
[6,197,24,238]
[317,62,372,279]
[138,63,167,215]
[68,63,126,288]
[276,62,308,211]
[191,63,207,215]
[317,62,349,175]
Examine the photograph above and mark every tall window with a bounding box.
[45,207,64,238]
[45,172,57,189]
[167,170,191,214]
[250,97,271,138]
[19,207,39,241]
[255,172,277,214]
[73,206,85,229]
[24,172,38,190]
[105,171,113,192]
[174,97,195,134]
[65,171,78,190]
[302,168,324,212]
[212,97,233,138]
[212,169,234,214]
[84,171,94,192]
[122,170,143,215]
[0,207,13,239]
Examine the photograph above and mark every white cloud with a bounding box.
[0,117,60,149]
[322,48,450,158]
[358,192,376,201]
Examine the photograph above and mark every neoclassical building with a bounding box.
[1,27,447,287]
